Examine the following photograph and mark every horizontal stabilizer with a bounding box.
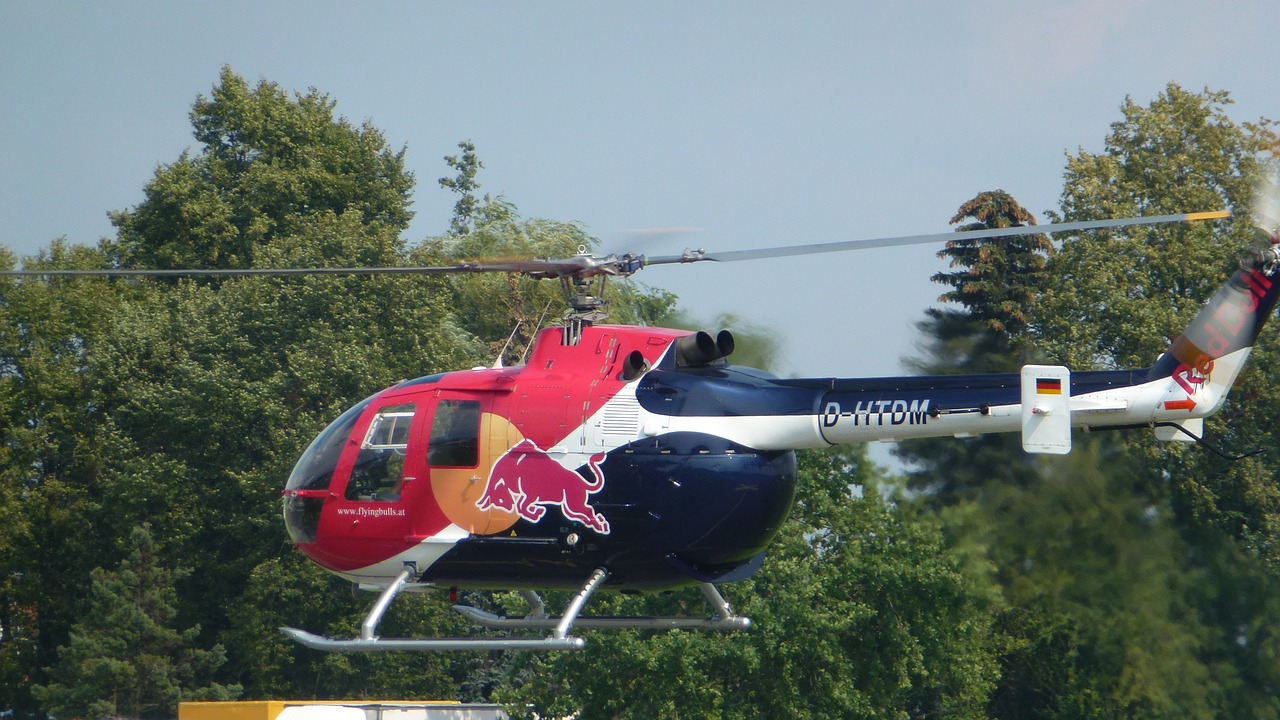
[1154,417,1203,443]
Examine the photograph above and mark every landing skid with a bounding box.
[281,565,751,652]
[280,627,585,652]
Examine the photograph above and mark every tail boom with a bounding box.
[640,244,1280,455]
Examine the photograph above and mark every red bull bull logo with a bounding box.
[475,440,611,535]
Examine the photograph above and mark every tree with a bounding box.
[0,241,128,718]
[439,140,486,235]
[8,71,688,715]
[1023,83,1280,717]
[896,88,1280,717]
[82,70,476,700]
[430,139,681,365]
[1038,84,1274,370]
[222,553,476,701]
[90,215,486,697]
[1035,84,1280,559]
[962,445,1266,719]
[3,68,476,714]
[33,525,240,718]
[897,191,1048,504]
[962,85,1280,718]
[108,66,414,271]
[933,189,1054,341]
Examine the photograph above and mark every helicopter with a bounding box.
[10,210,1279,652]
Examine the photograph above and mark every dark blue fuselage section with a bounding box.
[424,431,797,590]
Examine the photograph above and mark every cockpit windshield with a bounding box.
[283,395,374,544]
[285,396,373,493]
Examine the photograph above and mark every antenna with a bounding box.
[492,321,523,369]
[519,301,555,366]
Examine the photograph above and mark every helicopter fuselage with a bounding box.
[283,324,810,591]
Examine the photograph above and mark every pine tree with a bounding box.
[931,189,1053,342]
[898,190,1049,503]
[438,140,486,235]
[33,525,240,718]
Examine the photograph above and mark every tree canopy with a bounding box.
[109,67,414,272]
[33,525,240,719]
[933,189,1054,341]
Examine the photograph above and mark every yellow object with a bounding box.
[1184,210,1230,221]
[179,700,464,720]
[180,701,288,720]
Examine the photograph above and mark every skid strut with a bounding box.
[281,564,587,652]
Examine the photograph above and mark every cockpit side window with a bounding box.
[344,403,415,502]
[428,400,480,468]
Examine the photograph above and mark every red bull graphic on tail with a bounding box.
[476,440,611,534]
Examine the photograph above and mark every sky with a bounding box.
[3,1,1279,382]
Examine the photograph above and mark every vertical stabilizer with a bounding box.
[1148,244,1280,417]
[1021,365,1071,454]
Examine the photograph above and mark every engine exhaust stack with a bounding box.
[675,330,736,366]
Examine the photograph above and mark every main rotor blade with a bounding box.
[643,210,1230,266]
[0,258,593,279]
[0,210,1229,278]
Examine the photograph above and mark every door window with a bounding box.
[344,403,415,502]
[427,400,480,468]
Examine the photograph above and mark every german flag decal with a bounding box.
[1036,377,1063,395]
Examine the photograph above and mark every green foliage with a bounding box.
[223,553,477,701]
[0,69,680,717]
[439,140,485,235]
[1036,83,1280,564]
[898,191,1048,504]
[418,205,679,366]
[108,66,414,271]
[0,240,127,718]
[1039,84,1274,370]
[0,68,453,715]
[1028,79,1280,708]
[948,441,1280,720]
[32,525,240,719]
[933,190,1054,340]
[10,66,1280,720]
[904,84,1280,719]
